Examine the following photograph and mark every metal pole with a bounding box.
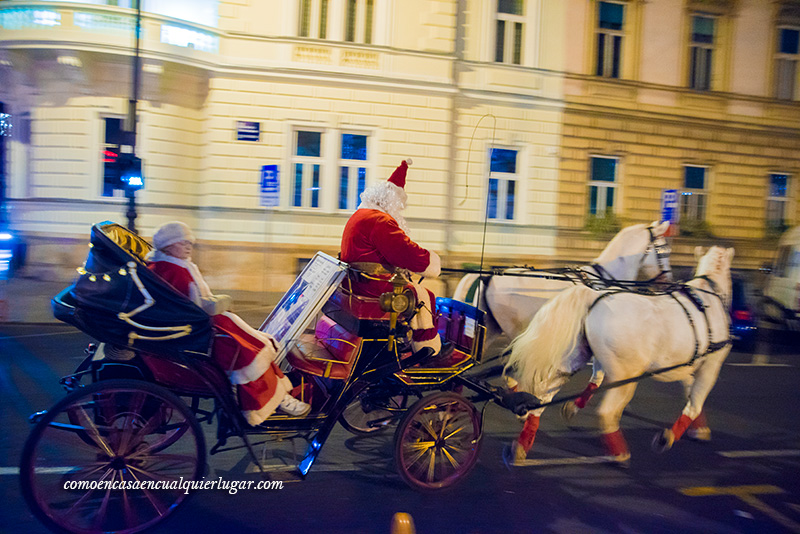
[443,0,465,295]
[126,0,142,233]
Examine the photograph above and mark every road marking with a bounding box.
[0,467,79,475]
[4,464,365,476]
[726,354,792,367]
[727,363,792,367]
[0,330,86,340]
[681,485,800,533]
[718,449,800,459]
[246,463,365,474]
[511,455,616,467]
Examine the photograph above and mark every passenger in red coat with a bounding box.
[340,159,443,355]
[146,221,311,425]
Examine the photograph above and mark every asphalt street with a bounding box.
[1,322,799,534]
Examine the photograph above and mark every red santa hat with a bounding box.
[152,221,195,250]
[387,158,413,188]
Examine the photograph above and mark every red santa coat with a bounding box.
[341,208,441,347]
[147,253,292,426]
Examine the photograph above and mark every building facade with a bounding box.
[0,0,798,296]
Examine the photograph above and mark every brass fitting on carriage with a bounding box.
[379,271,416,351]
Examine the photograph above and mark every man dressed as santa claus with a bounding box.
[340,159,444,355]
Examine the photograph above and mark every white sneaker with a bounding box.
[278,394,311,417]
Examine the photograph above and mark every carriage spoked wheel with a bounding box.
[394,392,482,491]
[20,379,206,534]
[340,393,408,435]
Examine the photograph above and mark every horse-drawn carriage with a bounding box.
[21,221,518,534]
[20,220,733,534]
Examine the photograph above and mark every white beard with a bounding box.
[357,182,410,235]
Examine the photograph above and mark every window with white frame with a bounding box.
[299,0,329,39]
[487,148,518,220]
[345,0,373,44]
[292,130,322,208]
[495,0,524,65]
[681,165,708,221]
[775,27,799,100]
[596,1,624,78]
[689,15,715,91]
[767,173,790,227]
[588,156,618,216]
[338,133,368,210]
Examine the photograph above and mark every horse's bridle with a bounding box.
[642,225,672,282]
[589,225,671,284]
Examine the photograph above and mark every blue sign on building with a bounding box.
[261,165,280,207]
[237,121,260,142]
[661,189,679,224]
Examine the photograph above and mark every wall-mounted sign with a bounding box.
[236,120,260,142]
[261,165,280,207]
[661,189,679,224]
[661,188,680,237]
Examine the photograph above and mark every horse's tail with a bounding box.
[504,285,596,395]
[453,273,483,307]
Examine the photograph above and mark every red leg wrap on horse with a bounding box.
[574,382,599,409]
[689,411,707,429]
[601,430,629,457]
[518,415,540,452]
[671,414,693,441]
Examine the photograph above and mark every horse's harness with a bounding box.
[586,274,732,365]
[587,225,672,286]
[472,225,672,290]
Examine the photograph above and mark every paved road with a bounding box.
[1,323,799,534]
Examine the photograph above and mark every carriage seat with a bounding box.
[321,286,392,337]
[285,315,362,380]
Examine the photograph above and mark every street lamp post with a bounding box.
[124,0,143,233]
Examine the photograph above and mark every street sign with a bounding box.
[236,121,260,142]
[661,189,679,237]
[661,189,679,224]
[260,165,280,207]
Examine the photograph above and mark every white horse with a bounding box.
[505,246,733,465]
[454,221,674,416]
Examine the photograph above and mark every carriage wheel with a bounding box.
[394,392,481,491]
[65,381,192,455]
[21,379,206,534]
[340,393,407,435]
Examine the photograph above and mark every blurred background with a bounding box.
[0,0,798,323]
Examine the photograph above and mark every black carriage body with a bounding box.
[53,221,213,356]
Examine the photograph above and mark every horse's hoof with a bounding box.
[610,452,631,468]
[652,429,674,453]
[561,401,579,422]
[502,441,527,467]
[687,426,712,442]
[510,440,527,464]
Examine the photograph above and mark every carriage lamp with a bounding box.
[379,288,416,315]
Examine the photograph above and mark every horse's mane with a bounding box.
[592,224,646,265]
[693,246,733,301]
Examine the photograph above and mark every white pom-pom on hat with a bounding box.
[388,159,413,188]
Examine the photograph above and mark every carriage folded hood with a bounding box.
[52,221,213,356]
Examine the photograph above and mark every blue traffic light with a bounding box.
[118,154,144,191]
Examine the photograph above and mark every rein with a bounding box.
[445,224,672,294]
